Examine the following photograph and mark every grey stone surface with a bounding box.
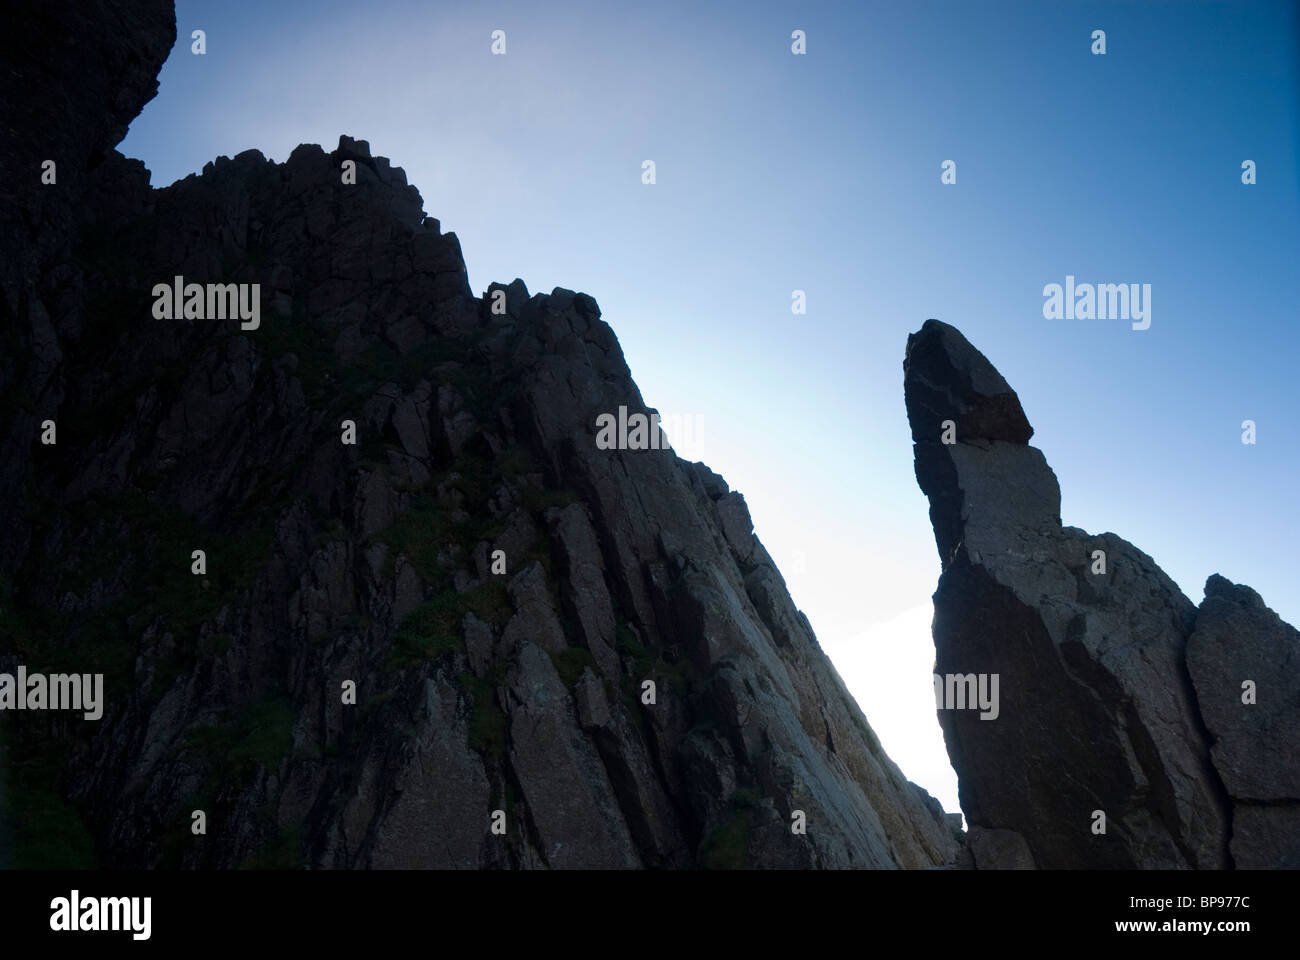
[905,319,1297,869]
[1187,574,1300,866]
[0,3,962,869]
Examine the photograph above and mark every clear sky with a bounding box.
[121,0,1300,819]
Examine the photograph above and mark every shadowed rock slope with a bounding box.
[0,1,959,869]
[904,318,1299,869]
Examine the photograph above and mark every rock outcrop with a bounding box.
[1187,576,1300,867]
[0,0,959,869]
[904,318,1299,868]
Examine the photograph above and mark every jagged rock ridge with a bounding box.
[0,0,959,869]
[904,318,1299,868]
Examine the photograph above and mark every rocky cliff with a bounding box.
[0,0,959,869]
[904,318,1299,868]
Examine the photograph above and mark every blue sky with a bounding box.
[121,0,1300,818]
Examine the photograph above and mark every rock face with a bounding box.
[1187,576,1300,867]
[904,318,1300,868]
[0,1,959,869]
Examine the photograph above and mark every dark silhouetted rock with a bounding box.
[0,1,959,870]
[1187,575,1300,867]
[905,318,1298,868]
